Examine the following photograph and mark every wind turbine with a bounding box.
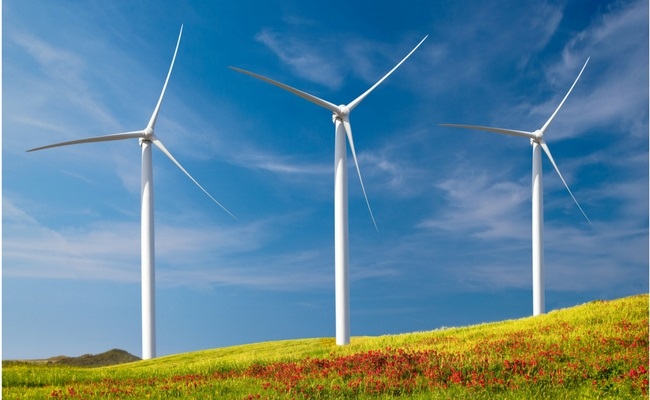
[27,25,236,359]
[230,35,427,345]
[440,58,591,316]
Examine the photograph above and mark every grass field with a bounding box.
[3,294,648,399]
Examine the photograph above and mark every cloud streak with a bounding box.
[255,29,344,90]
[3,198,335,291]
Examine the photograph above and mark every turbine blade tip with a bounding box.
[229,66,246,74]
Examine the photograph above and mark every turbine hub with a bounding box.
[332,105,350,124]
[144,127,154,138]
[532,129,543,141]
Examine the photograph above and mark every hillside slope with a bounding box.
[3,294,648,399]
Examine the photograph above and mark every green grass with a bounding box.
[4,294,648,399]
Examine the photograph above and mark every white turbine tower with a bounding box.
[27,25,236,359]
[230,36,427,345]
[440,58,591,316]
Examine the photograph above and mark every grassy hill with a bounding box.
[3,294,648,399]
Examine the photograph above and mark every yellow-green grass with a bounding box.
[4,294,647,399]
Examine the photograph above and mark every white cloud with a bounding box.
[255,29,344,89]
[158,250,333,290]
[230,149,330,175]
[10,31,85,85]
[356,128,438,198]
[254,29,430,95]
[2,198,338,291]
[3,198,140,281]
[418,167,530,240]
[7,31,123,139]
[544,0,649,138]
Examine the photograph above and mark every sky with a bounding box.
[3,0,648,360]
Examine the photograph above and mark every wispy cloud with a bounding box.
[11,32,85,85]
[3,199,140,282]
[229,149,330,175]
[7,31,123,139]
[2,198,337,291]
[255,29,344,89]
[543,0,648,138]
[417,165,530,240]
[254,28,430,94]
[357,127,456,199]
[158,249,333,290]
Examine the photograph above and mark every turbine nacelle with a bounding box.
[140,128,155,146]
[333,105,351,123]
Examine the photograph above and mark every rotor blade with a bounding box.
[27,130,146,152]
[147,25,183,130]
[347,35,428,111]
[540,57,590,134]
[439,123,536,140]
[151,137,237,220]
[341,118,379,232]
[539,140,592,225]
[229,66,340,114]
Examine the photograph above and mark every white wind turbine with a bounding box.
[27,25,235,359]
[440,58,591,316]
[231,36,427,345]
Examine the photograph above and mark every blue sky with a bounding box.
[3,0,648,359]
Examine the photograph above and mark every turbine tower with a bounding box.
[27,26,236,359]
[231,35,427,345]
[440,58,591,316]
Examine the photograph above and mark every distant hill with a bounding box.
[49,349,140,367]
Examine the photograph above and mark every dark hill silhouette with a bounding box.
[50,349,140,367]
